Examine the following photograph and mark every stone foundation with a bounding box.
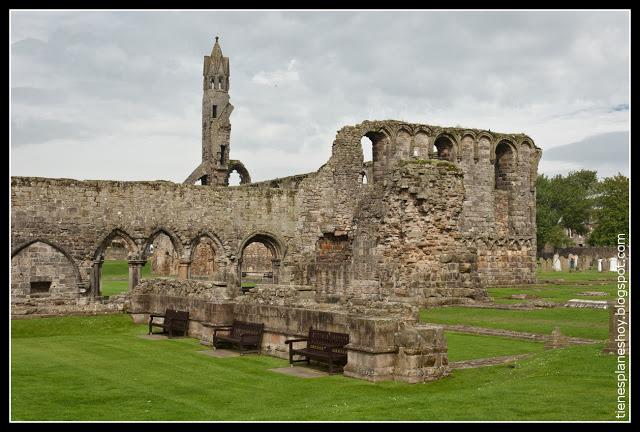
[126,280,450,383]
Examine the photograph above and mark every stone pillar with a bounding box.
[178,260,191,280]
[343,316,450,383]
[128,259,146,291]
[344,317,400,382]
[393,324,450,383]
[91,255,104,298]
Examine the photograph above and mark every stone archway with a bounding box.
[91,229,139,297]
[238,232,285,292]
[11,240,84,300]
[225,160,251,186]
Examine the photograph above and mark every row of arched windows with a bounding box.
[360,135,517,190]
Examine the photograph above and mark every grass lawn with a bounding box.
[421,307,609,340]
[445,332,544,362]
[536,270,618,282]
[11,314,625,421]
[100,260,155,297]
[487,283,618,305]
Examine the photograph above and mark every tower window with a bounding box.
[212,105,217,118]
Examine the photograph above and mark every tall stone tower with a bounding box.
[185,36,250,186]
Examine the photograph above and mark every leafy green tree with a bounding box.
[535,170,598,253]
[588,174,629,246]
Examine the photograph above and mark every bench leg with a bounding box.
[289,348,293,366]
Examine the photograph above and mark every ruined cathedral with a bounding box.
[11,36,542,307]
[11,37,541,382]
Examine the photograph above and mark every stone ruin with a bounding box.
[10,37,541,383]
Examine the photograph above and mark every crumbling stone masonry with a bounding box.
[10,38,541,383]
[11,37,541,307]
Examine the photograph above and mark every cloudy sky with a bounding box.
[10,10,630,183]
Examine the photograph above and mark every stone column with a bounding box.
[343,316,401,382]
[128,259,146,291]
[91,255,104,298]
[178,259,191,280]
[343,316,450,383]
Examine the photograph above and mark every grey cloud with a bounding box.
[11,117,93,147]
[541,131,629,178]
[543,131,629,164]
[10,10,630,182]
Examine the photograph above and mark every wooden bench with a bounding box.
[286,328,350,374]
[148,309,189,338]
[212,320,265,355]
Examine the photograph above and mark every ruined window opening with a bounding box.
[220,145,226,164]
[434,136,454,161]
[144,232,178,280]
[361,136,373,163]
[97,234,136,297]
[210,78,214,89]
[228,170,241,186]
[219,76,225,91]
[30,281,51,295]
[212,105,217,119]
[241,241,275,293]
[494,142,514,190]
[413,148,419,157]
[360,172,368,185]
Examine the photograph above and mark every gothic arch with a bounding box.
[188,231,225,261]
[11,239,83,285]
[142,227,184,260]
[491,138,518,164]
[460,131,477,161]
[432,132,459,161]
[92,228,138,260]
[238,231,286,260]
[225,160,251,185]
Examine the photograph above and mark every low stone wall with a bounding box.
[127,280,450,383]
[11,294,127,318]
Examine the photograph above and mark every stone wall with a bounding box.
[11,241,82,302]
[126,279,450,383]
[11,120,540,308]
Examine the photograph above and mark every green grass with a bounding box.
[445,332,544,362]
[421,307,609,340]
[488,283,618,304]
[536,270,618,282]
[100,260,155,297]
[11,314,626,421]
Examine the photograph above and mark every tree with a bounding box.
[588,174,629,246]
[535,170,598,254]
